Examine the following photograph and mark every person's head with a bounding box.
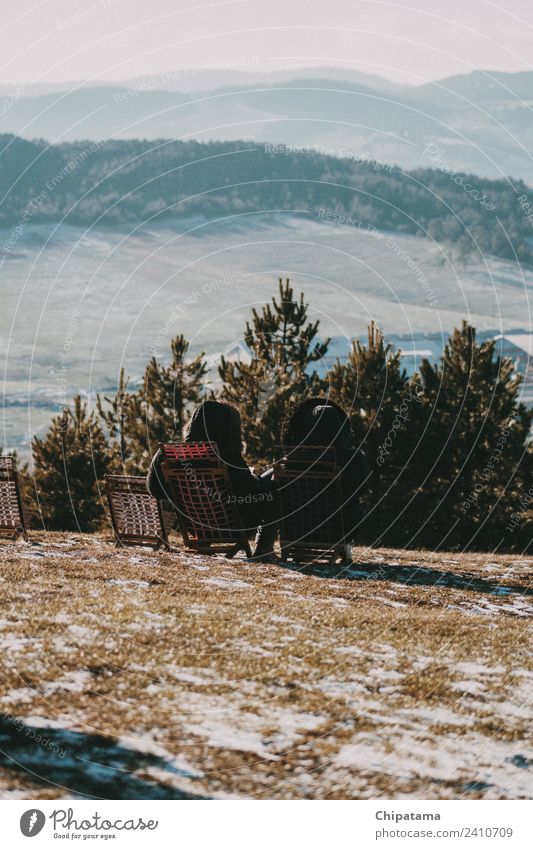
[281,397,351,451]
[185,400,243,459]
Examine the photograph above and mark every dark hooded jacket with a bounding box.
[281,397,368,538]
[147,400,274,530]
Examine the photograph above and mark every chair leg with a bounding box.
[342,543,353,564]
[226,539,253,559]
[16,527,29,542]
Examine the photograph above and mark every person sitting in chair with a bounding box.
[280,397,368,543]
[146,400,278,559]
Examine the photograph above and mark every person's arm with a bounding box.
[146,449,167,500]
[227,460,260,500]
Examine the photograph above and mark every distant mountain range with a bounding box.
[0,67,408,98]
[1,68,533,183]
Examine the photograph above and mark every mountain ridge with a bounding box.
[2,68,533,182]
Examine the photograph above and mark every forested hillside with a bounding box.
[1,134,532,265]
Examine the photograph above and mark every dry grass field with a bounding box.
[0,533,531,800]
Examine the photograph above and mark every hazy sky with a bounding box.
[2,0,533,85]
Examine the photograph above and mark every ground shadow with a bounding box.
[278,560,533,597]
[0,715,205,799]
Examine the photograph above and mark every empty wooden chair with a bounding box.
[159,441,252,558]
[274,446,352,564]
[105,474,170,550]
[0,456,28,541]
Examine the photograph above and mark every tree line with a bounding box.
[16,279,532,554]
[1,134,533,266]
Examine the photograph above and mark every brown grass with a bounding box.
[0,533,531,800]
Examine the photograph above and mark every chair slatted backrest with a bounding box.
[274,446,346,558]
[0,456,27,540]
[105,475,169,550]
[159,442,250,555]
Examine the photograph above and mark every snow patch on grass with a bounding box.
[109,579,150,588]
[454,680,486,696]
[68,624,97,640]
[333,730,533,798]
[0,636,31,651]
[42,671,92,696]
[202,577,252,590]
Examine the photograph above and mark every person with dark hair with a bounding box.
[280,397,368,541]
[281,397,351,449]
[146,400,278,559]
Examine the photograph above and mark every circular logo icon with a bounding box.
[20,809,46,837]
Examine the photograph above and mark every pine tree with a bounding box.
[508,442,532,553]
[32,395,112,531]
[219,278,330,463]
[412,323,533,551]
[328,322,409,444]
[327,322,421,543]
[326,321,532,551]
[148,335,208,434]
[96,367,135,471]
[101,335,208,471]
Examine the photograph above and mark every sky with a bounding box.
[1,0,533,86]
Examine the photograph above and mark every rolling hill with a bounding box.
[0,134,531,266]
[2,68,533,182]
[2,216,532,455]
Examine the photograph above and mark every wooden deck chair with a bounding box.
[274,446,352,564]
[105,475,170,550]
[0,456,28,541]
[159,441,252,558]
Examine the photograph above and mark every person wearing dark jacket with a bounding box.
[146,400,278,558]
[279,397,368,541]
